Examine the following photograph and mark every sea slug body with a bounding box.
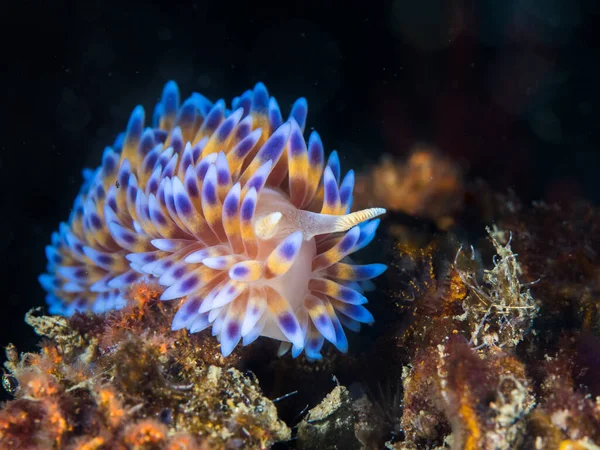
[39,81,387,358]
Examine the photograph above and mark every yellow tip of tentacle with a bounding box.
[330,208,387,233]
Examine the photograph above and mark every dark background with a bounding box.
[1,0,599,359]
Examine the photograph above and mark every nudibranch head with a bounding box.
[39,81,387,358]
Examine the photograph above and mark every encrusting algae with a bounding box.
[0,283,290,449]
[330,151,600,450]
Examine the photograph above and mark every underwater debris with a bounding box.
[0,284,290,449]
[354,147,463,230]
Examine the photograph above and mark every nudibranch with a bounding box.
[39,81,387,358]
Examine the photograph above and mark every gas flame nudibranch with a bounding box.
[39,81,387,358]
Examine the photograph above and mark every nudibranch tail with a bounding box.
[40,81,387,358]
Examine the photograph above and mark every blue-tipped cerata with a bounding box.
[39,81,387,358]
